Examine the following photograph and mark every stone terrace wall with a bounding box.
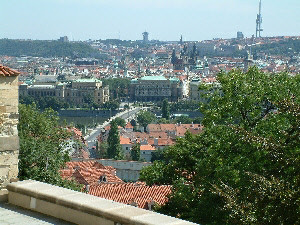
[0,75,19,189]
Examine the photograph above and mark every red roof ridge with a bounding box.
[0,65,20,76]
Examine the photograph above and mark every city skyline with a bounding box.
[1,0,300,41]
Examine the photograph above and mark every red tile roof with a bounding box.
[0,65,20,76]
[65,161,105,170]
[73,167,123,184]
[68,127,82,138]
[125,122,134,129]
[61,160,123,185]
[176,124,203,136]
[105,125,123,131]
[89,183,172,209]
[140,144,156,151]
[147,124,176,132]
[120,136,131,145]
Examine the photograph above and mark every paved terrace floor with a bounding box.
[0,203,74,225]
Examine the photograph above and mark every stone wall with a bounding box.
[7,180,198,225]
[0,75,19,189]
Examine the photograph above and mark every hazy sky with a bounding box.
[1,0,299,41]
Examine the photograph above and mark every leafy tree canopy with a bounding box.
[20,96,69,111]
[102,100,120,110]
[0,39,100,58]
[140,67,300,224]
[107,120,123,159]
[131,143,140,161]
[162,98,170,120]
[102,78,130,100]
[137,110,156,130]
[18,104,81,191]
[113,117,126,127]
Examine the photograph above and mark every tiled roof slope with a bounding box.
[89,183,172,209]
[140,144,156,151]
[60,161,124,185]
[73,167,124,184]
[0,65,20,76]
[65,161,106,170]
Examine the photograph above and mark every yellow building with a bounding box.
[20,78,110,105]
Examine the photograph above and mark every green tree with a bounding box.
[130,143,140,161]
[103,100,120,110]
[162,98,170,120]
[107,120,123,159]
[83,93,95,108]
[124,104,129,110]
[113,117,126,127]
[175,115,192,124]
[130,119,137,127]
[140,68,300,224]
[102,78,130,100]
[157,118,169,124]
[151,148,166,162]
[19,96,67,111]
[98,141,108,158]
[137,110,156,131]
[18,104,81,190]
[0,39,101,58]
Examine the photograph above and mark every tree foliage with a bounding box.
[162,98,170,120]
[140,68,300,224]
[131,143,140,161]
[20,96,69,111]
[98,141,108,159]
[113,117,126,128]
[169,100,200,112]
[107,120,123,159]
[102,78,130,100]
[252,39,300,56]
[20,95,120,111]
[102,100,120,110]
[0,39,100,58]
[18,104,81,190]
[137,110,156,130]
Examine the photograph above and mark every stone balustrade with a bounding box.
[6,180,198,225]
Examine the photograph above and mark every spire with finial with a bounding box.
[179,35,183,45]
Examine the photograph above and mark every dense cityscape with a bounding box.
[0,0,299,224]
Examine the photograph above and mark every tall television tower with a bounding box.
[256,0,263,38]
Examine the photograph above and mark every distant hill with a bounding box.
[253,39,300,56]
[0,39,101,58]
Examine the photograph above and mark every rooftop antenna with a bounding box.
[256,0,263,38]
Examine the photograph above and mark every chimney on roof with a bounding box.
[110,168,116,176]
[148,200,155,211]
[154,138,158,146]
